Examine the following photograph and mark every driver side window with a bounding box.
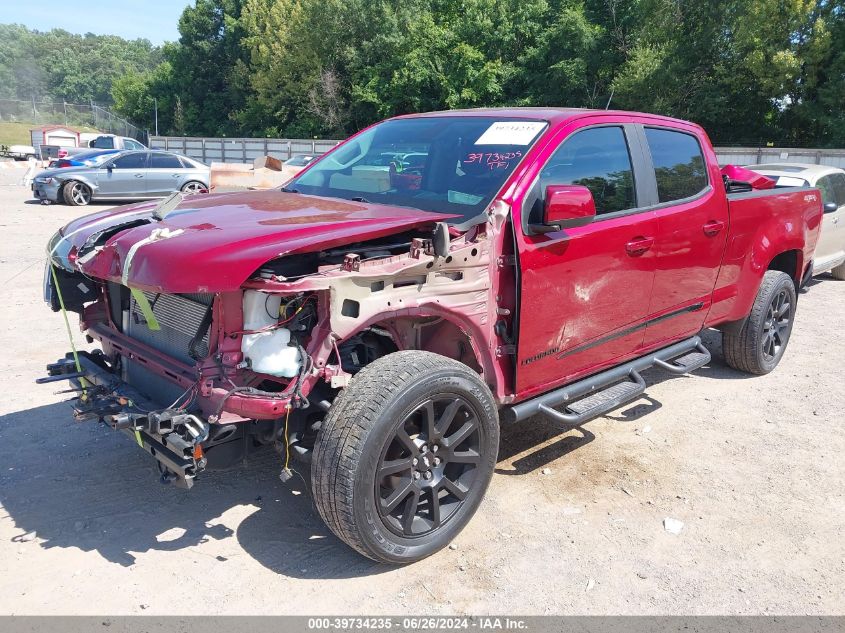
[110,153,148,169]
[540,126,637,216]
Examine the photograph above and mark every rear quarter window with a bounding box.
[644,128,708,203]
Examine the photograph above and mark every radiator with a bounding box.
[123,290,214,405]
[127,291,213,364]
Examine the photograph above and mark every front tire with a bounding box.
[722,270,797,375]
[312,351,499,563]
[62,180,91,206]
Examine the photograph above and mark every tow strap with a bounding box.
[49,261,89,396]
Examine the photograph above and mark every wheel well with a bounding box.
[358,317,484,376]
[767,250,801,288]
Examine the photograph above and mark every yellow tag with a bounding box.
[134,429,144,447]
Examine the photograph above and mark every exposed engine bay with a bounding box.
[41,201,514,487]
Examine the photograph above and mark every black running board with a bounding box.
[502,336,710,426]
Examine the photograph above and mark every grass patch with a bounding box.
[0,121,34,147]
[0,121,102,148]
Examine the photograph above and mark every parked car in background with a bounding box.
[2,144,37,160]
[58,135,147,159]
[49,149,121,169]
[32,150,209,206]
[749,163,845,279]
[284,153,315,167]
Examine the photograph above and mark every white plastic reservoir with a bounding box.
[241,290,302,378]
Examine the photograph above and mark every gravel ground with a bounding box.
[0,174,843,615]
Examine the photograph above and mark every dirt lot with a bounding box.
[0,168,843,615]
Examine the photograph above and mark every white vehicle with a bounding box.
[5,144,37,160]
[749,163,845,279]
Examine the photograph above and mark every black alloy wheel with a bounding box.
[376,395,482,538]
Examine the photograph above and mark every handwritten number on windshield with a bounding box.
[463,151,523,170]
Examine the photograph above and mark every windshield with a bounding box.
[288,116,548,223]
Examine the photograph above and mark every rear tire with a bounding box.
[722,270,797,375]
[181,181,206,194]
[312,351,499,563]
[62,180,91,206]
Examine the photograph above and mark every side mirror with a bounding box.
[531,185,596,234]
[106,164,114,171]
[824,202,838,213]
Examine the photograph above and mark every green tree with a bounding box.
[167,0,251,135]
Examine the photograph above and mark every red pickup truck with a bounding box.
[42,108,822,563]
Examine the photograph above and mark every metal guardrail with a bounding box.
[150,135,845,170]
[149,136,340,164]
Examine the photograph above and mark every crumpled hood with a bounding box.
[56,190,455,293]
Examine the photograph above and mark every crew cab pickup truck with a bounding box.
[41,108,822,564]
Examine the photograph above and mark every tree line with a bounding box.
[2,1,844,147]
[0,24,161,105]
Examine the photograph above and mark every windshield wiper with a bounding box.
[350,196,369,203]
[281,186,300,193]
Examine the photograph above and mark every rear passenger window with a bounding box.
[644,128,708,203]
[539,126,637,215]
[150,153,183,168]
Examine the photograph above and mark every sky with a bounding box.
[1,1,194,44]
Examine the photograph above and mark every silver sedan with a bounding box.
[32,150,210,206]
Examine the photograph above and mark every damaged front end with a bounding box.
[40,192,514,488]
[39,352,210,487]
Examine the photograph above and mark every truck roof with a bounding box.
[395,106,699,128]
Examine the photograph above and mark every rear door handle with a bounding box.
[625,236,654,257]
[134,173,144,178]
[703,220,726,236]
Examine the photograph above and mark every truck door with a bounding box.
[637,127,729,348]
[515,124,658,395]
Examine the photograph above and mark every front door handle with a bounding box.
[703,220,726,237]
[625,236,654,257]
[134,173,144,178]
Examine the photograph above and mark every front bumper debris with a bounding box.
[32,180,62,203]
[38,352,209,488]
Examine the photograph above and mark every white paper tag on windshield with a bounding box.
[475,121,546,146]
